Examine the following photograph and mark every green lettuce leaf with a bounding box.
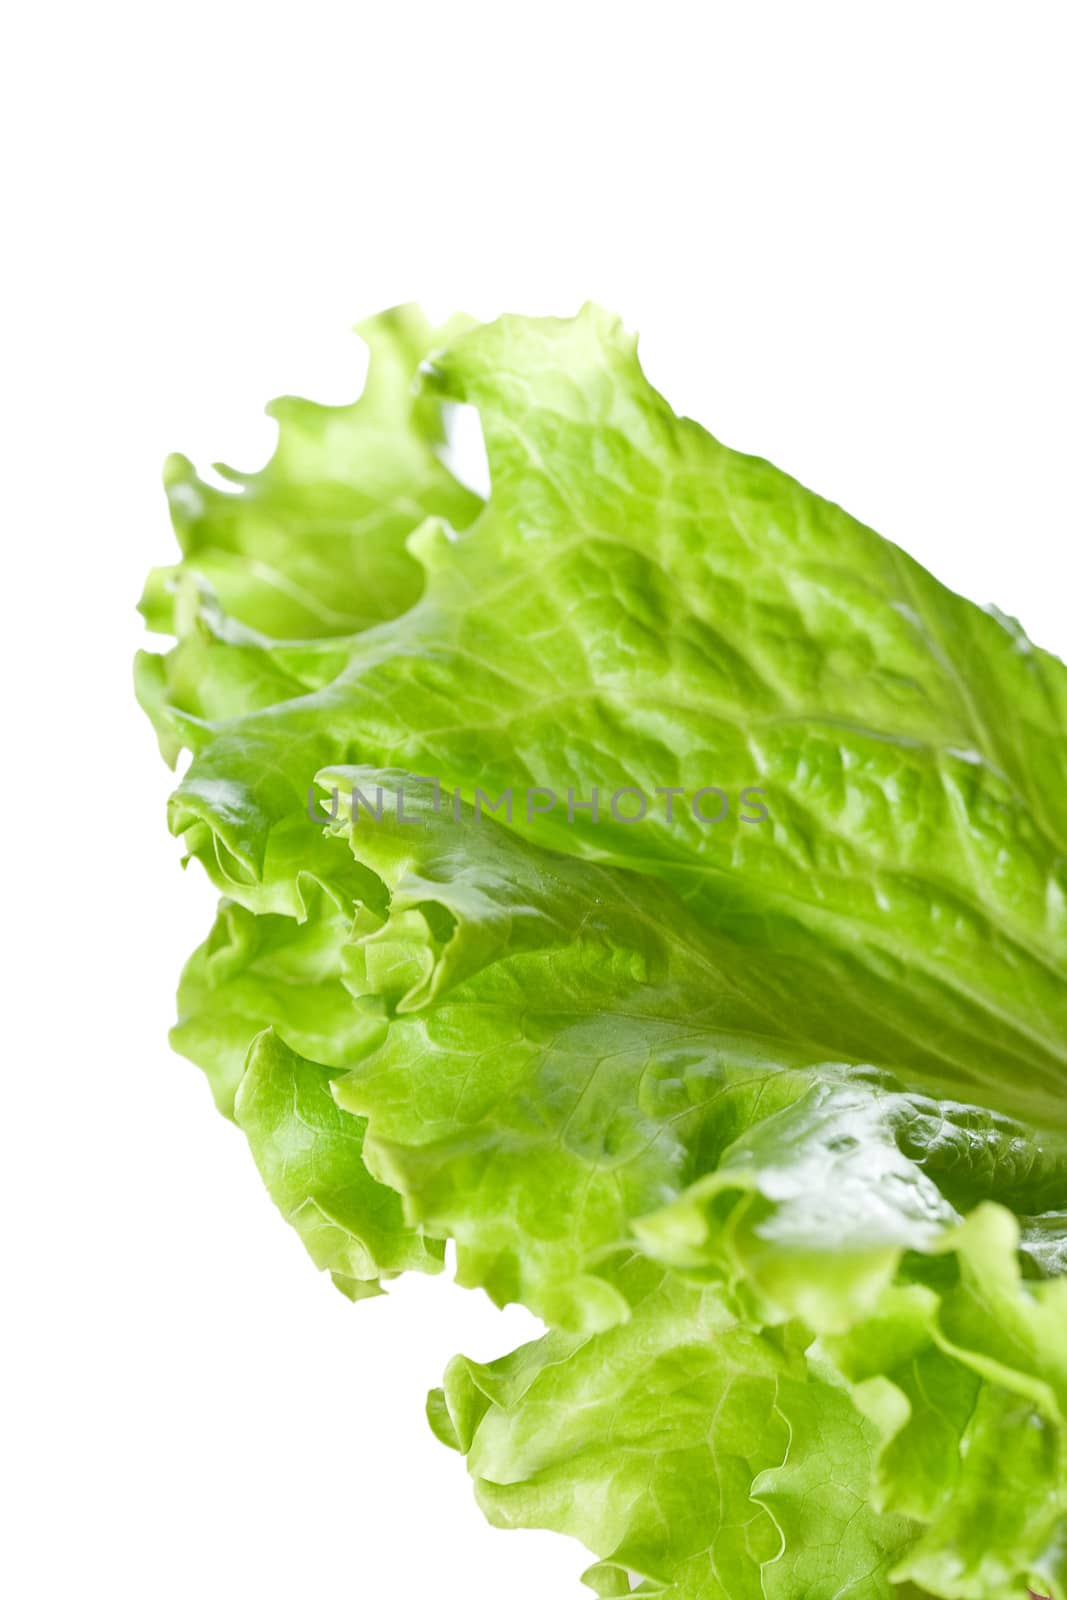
[138,304,1067,1597]
[430,1263,917,1600]
[429,1224,1067,1598]
[135,304,481,767]
[140,304,480,642]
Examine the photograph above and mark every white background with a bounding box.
[3,4,1065,1596]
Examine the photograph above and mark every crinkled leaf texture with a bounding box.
[138,304,1067,1598]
